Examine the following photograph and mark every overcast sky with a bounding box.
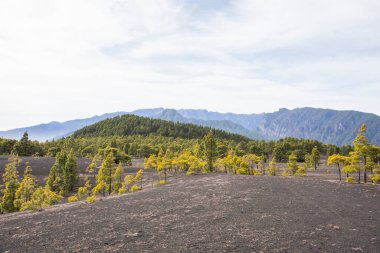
[0,0,379,130]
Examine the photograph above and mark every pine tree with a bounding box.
[286,152,299,175]
[113,162,123,194]
[144,154,158,170]
[14,163,37,209]
[97,152,115,195]
[1,155,21,212]
[203,130,217,172]
[311,146,320,170]
[157,155,171,184]
[47,149,78,194]
[20,186,62,211]
[343,151,361,183]
[87,155,99,179]
[12,132,32,156]
[133,169,144,190]
[268,158,276,176]
[353,124,370,183]
[121,175,134,193]
[327,154,349,181]
[47,151,67,193]
[63,149,79,193]
[304,154,313,169]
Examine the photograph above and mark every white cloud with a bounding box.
[0,0,379,130]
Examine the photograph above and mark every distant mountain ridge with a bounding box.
[1,107,379,146]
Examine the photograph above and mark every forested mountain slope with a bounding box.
[72,114,250,142]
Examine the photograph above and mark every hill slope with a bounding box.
[1,174,379,252]
[72,114,249,142]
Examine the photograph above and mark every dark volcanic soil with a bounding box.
[0,174,379,253]
[0,156,92,186]
[0,156,145,188]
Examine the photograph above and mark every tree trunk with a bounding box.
[358,170,361,184]
[364,157,367,183]
[164,168,167,184]
[338,164,341,181]
[109,167,112,195]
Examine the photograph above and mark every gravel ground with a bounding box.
[0,172,379,253]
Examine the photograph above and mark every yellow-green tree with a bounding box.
[342,152,361,183]
[14,163,37,209]
[20,186,62,211]
[120,175,134,194]
[133,169,144,190]
[103,152,115,195]
[268,158,276,176]
[93,153,115,196]
[157,155,171,184]
[203,130,217,173]
[353,124,368,183]
[113,162,123,194]
[311,146,320,170]
[327,154,349,181]
[87,154,100,179]
[216,156,229,174]
[144,154,158,170]
[1,155,21,212]
[369,165,380,184]
[236,160,249,175]
[243,154,261,175]
[304,154,313,169]
[285,152,299,175]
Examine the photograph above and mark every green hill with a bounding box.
[72,114,250,142]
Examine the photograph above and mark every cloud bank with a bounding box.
[0,0,379,130]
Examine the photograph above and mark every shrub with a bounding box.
[154,180,167,186]
[68,196,78,203]
[295,166,307,177]
[237,168,248,175]
[77,186,88,199]
[282,170,291,177]
[186,171,196,176]
[267,160,276,176]
[346,176,354,183]
[131,185,141,192]
[253,169,262,176]
[369,168,380,184]
[20,187,63,211]
[118,188,126,195]
[86,196,96,203]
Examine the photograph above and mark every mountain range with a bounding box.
[1,107,379,146]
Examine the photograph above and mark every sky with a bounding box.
[0,0,380,130]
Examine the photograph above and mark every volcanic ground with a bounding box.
[0,172,379,253]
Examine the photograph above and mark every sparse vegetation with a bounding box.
[1,122,379,215]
